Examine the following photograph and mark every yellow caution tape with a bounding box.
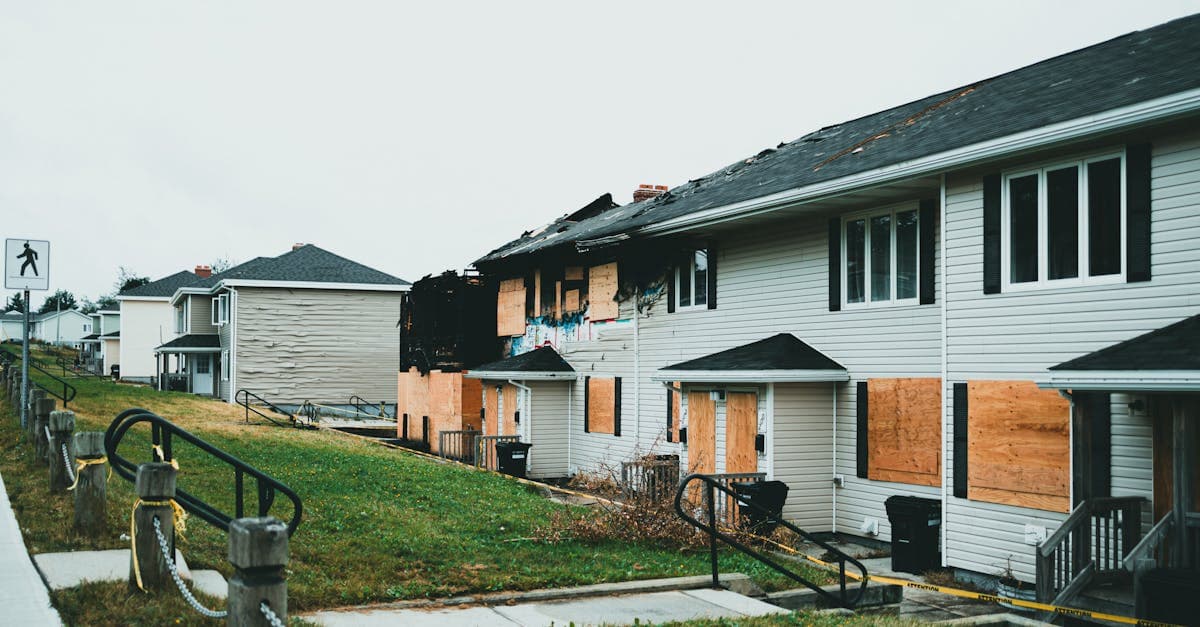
[66,456,110,491]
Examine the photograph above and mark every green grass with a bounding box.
[1,349,833,617]
[657,612,918,626]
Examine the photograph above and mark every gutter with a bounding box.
[638,87,1200,237]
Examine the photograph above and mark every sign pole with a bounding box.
[20,289,29,431]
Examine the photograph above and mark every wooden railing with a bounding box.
[1036,496,1144,604]
[621,456,680,502]
[474,435,519,471]
[1125,511,1200,572]
[438,429,481,464]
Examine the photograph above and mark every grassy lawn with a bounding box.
[660,612,918,626]
[1,348,834,620]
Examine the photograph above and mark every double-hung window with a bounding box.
[175,300,189,334]
[211,297,221,326]
[842,205,920,307]
[1002,152,1124,289]
[211,293,230,326]
[220,350,230,381]
[675,248,710,310]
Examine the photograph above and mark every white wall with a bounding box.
[119,299,175,380]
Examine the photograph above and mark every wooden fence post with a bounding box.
[26,389,45,439]
[228,516,288,627]
[34,398,56,464]
[48,410,75,492]
[73,432,107,536]
[130,463,176,591]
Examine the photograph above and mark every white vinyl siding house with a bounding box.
[118,299,174,382]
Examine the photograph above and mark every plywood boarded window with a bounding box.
[968,380,1070,513]
[667,383,681,442]
[588,262,619,321]
[866,378,942,487]
[497,277,526,337]
[585,376,621,436]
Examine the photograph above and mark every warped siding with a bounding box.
[528,380,571,478]
[941,130,1200,581]
[233,288,401,404]
[218,293,234,402]
[190,295,217,335]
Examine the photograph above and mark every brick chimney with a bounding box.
[194,265,212,279]
[292,243,306,251]
[633,184,668,203]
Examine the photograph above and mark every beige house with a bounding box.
[117,268,203,383]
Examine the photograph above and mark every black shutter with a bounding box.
[613,377,622,437]
[919,198,937,304]
[983,174,1001,294]
[583,376,591,433]
[706,241,718,310]
[856,381,868,479]
[666,264,676,313]
[666,389,674,443]
[953,383,969,498]
[1127,143,1152,283]
[829,218,842,311]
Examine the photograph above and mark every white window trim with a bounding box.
[212,293,230,326]
[674,247,711,312]
[841,202,922,309]
[211,297,220,326]
[220,350,230,381]
[176,299,191,334]
[1000,150,1127,292]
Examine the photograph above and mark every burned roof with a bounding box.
[478,14,1200,266]
[1050,313,1200,371]
[660,333,845,373]
[119,270,200,298]
[469,346,574,374]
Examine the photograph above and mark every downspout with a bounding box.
[230,288,238,404]
[939,173,949,567]
[633,307,641,443]
[567,378,575,473]
[508,379,532,442]
[832,383,838,534]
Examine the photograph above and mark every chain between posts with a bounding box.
[152,516,228,619]
[60,443,75,484]
[260,601,286,627]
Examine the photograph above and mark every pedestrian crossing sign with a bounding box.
[5,238,49,291]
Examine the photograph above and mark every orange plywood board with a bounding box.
[397,368,431,439]
[868,378,941,487]
[502,384,519,436]
[588,262,619,321]
[686,391,716,504]
[670,383,682,442]
[725,392,758,475]
[483,383,499,436]
[588,377,616,434]
[460,377,482,432]
[497,277,526,337]
[967,380,1070,513]
[563,289,581,313]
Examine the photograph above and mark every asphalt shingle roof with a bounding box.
[661,333,845,372]
[157,334,222,350]
[479,13,1200,265]
[191,246,408,288]
[1050,313,1200,371]
[120,270,200,297]
[471,346,575,373]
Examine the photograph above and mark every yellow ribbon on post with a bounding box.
[128,497,188,591]
[66,456,110,491]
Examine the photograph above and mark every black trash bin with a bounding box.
[110,364,120,380]
[884,495,941,574]
[732,480,790,533]
[495,441,533,478]
[1138,567,1200,624]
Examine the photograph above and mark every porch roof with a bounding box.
[1042,313,1200,391]
[653,333,848,383]
[155,334,222,354]
[465,346,576,381]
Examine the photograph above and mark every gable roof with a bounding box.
[479,13,1200,266]
[156,334,222,352]
[1042,312,1200,391]
[655,333,847,383]
[465,346,576,380]
[186,246,408,292]
[119,270,200,298]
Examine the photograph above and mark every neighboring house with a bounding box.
[30,309,93,346]
[0,311,23,342]
[117,268,203,384]
[402,14,1200,614]
[158,244,408,403]
[81,307,121,375]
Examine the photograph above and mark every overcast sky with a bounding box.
[3,1,1199,309]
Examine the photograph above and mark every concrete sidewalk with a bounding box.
[308,588,789,626]
[0,470,63,626]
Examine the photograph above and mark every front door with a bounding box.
[725,391,759,475]
[192,354,213,396]
[1152,397,1200,522]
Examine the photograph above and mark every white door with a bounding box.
[192,354,213,395]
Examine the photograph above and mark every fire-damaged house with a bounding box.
[398,14,1200,616]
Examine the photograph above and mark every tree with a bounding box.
[38,290,77,314]
[116,266,150,294]
[4,292,25,313]
[94,295,119,311]
[79,297,97,315]
[212,257,238,274]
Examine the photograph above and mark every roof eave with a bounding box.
[1038,370,1200,392]
[464,371,577,381]
[218,279,410,291]
[117,295,172,302]
[652,369,850,383]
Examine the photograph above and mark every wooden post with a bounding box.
[48,410,75,492]
[73,432,107,536]
[34,398,56,464]
[227,516,288,627]
[26,388,45,439]
[130,463,176,591]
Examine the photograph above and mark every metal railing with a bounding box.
[55,356,103,379]
[438,429,481,463]
[236,389,307,428]
[104,408,303,536]
[349,395,393,419]
[674,473,868,608]
[2,351,77,406]
[475,435,519,470]
[621,455,680,502]
[1035,496,1144,604]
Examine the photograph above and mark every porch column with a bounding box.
[1173,399,1196,568]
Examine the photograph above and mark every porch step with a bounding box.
[1052,581,1135,627]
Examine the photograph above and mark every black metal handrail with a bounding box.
[236,389,298,428]
[55,355,102,379]
[674,473,868,609]
[2,351,77,406]
[348,395,392,419]
[104,408,303,536]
